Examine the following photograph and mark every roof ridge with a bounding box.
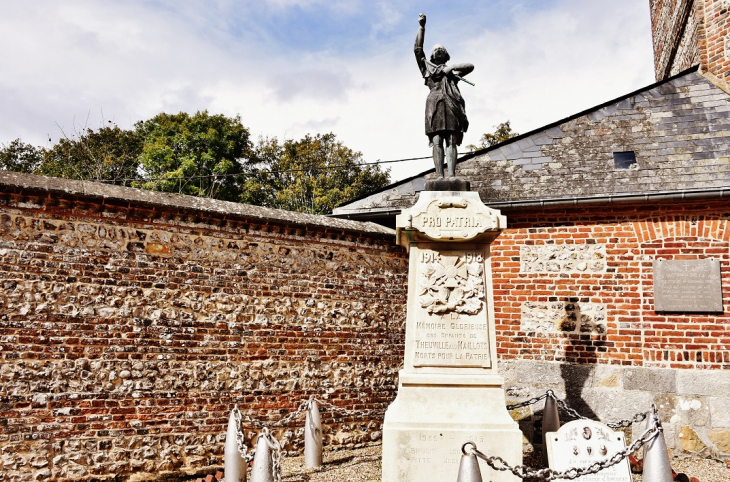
[335,65,704,208]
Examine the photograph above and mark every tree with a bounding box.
[467,121,519,151]
[37,124,142,184]
[0,113,389,215]
[245,133,390,215]
[0,139,44,173]
[133,111,254,201]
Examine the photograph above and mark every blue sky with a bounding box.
[0,0,655,182]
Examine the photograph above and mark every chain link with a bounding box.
[508,390,649,429]
[506,392,550,411]
[259,427,283,482]
[231,393,660,482]
[232,406,256,462]
[240,396,383,431]
[606,411,648,429]
[232,396,384,479]
[243,399,310,428]
[554,397,585,421]
[467,407,663,480]
[312,397,385,420]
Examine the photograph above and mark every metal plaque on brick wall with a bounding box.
[653,259,723,312]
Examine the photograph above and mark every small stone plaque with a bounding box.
[546,420,631,482]
[653,259,723,312]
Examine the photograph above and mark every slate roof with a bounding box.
[333,66,730,223]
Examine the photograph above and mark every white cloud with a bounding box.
[371,2,404,37]
[0,0,656,183]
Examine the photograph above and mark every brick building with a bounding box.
[334,2,730,459]
[650,0,730,82]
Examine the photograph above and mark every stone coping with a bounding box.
[0,171,396,237]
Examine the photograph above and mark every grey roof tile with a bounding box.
[334,69,730,216]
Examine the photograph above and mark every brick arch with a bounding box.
[633,218,730,368]
[633,215,730,244]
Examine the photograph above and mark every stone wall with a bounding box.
[493,199,730,457]
[501,360,730,458]
[0,172,408,481]
[3,171,730,482]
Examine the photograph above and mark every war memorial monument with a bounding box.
[380,14,523,482]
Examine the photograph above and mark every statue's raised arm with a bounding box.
[414,14,427,77]
[414,14,474,180]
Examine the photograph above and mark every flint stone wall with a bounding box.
[3,171,730,482]
[0,172,407,481]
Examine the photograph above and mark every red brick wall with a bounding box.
[650,0,730,81]
[492,199,730,369]
[702,0,730,81]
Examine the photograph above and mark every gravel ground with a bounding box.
[280,444,730,482]
[281,444,382,482]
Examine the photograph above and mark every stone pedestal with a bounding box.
[382,191,522,482]
[424,177,471,192]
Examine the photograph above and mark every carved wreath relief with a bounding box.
[418,250,485,315]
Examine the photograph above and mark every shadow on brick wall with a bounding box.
[560,299,600,420]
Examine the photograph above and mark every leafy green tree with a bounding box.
[467,121,519,151]
[245,133,390,215]
[133,111,253,201]
[37,125,142,184]
[0,139,44,173]
[1,113,389,215]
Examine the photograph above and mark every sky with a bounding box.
[0,0,657,182]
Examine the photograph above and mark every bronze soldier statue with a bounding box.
[415,13,474,179]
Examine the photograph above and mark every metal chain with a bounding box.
[232,406,253,461]
[467,408,663,480]
[506,392,550,411]
[233,395,384,469]
[312,397,385,420]
[606,410,648,429]
[231,392,657,482]
[261,427,283,482]
[554,397,585,421]
[244,399,310,428]
[237,395,384,434]
[507,390,649,429]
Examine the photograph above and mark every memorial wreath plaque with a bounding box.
[546,420,631,482]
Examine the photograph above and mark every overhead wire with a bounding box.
[98,152,473,184]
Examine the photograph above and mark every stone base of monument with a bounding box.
[382,373,522,482]
[381,190,522,482]
[424,177,471,191]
